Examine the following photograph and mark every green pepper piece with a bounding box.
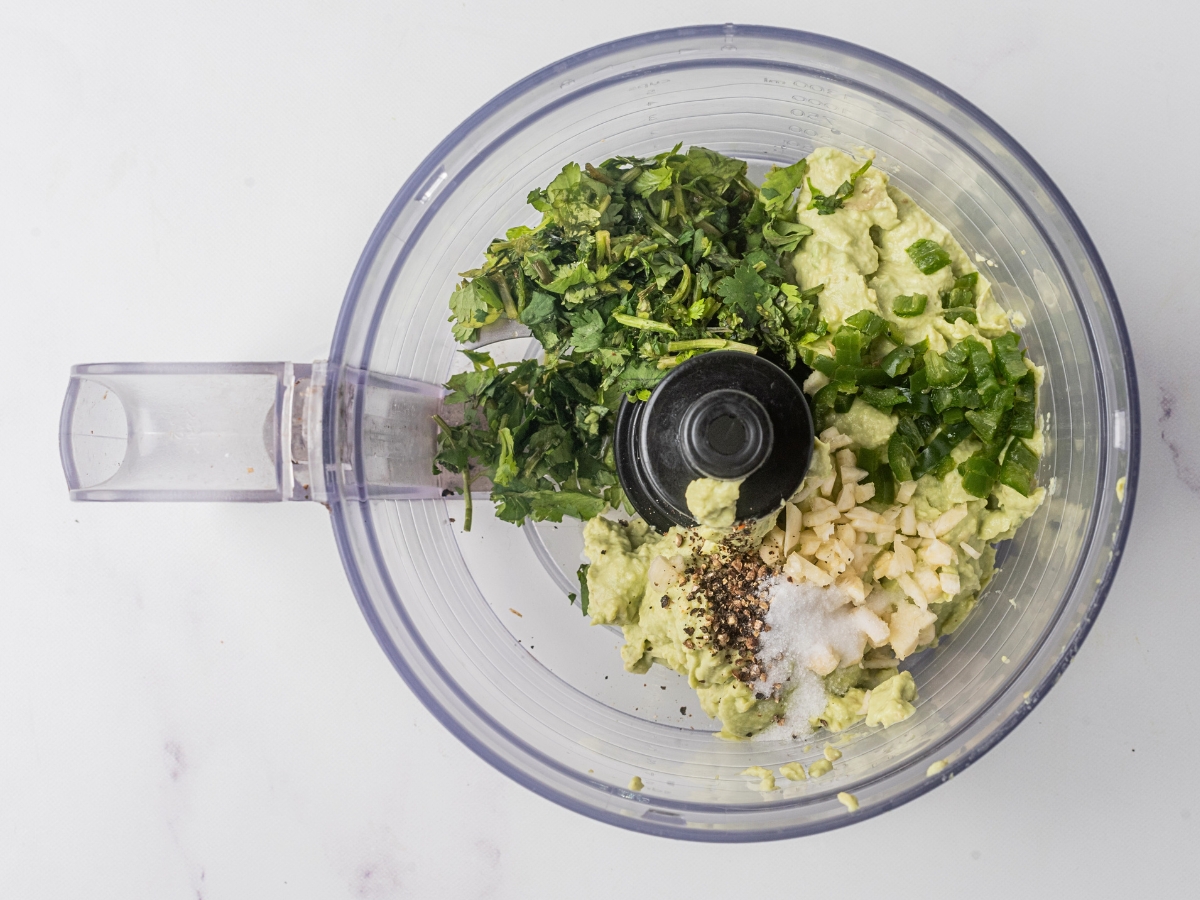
[910,393,936,418]
[932,454,958,479]
[943,307,978,324]
[1013,373,1036,404]
[923,348,968,388]
[857,448,882,470]
[887,430,917,482]
[833,390,855,414]
[812,382,838,431]
[833,328,863,366]
[882,344,915,378]
[806,352,837,377]
[845,309,888,343]
[911,421,973,479]
[893,416,924,448]
[892,293,928,317]
[939,272,979,310]
[991,332,1029,383]
[997,440,1039,496]
[965,405,1007,443]
[943,343,969,365]
[871,466,896,506]
[848,367,892,386]
[905,239,952,275]
[963,338,1000,402]
[958,455,1000,498]
[859,386,910,411]
[932,387,982,413]
[856,447,896,506]
[1010,400,1036,439]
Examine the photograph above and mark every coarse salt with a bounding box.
[752,576,877,741]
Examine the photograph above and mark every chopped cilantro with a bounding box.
[438,145,1039,537]
[806,159,872,215]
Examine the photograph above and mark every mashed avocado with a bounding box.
[581,146,1045,745]
[685,477,742,528]
[584,505,786,740]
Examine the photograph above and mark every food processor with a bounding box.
[57,25,1139,840]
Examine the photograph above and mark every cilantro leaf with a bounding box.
[716,261,771,326]
[762,219,812,252]
[568,308,605,351]
[614,359,666,394]
[493,427,518,486]
[806,159,871,215]
[760,159,808,210]
[631,166,674,197]
[493,488,607,524]
[519,291,557,326]
[448,278,502,341]
[528,162,610,235]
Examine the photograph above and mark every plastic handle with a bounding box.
[59,361,465,504]
[59,362,304,501]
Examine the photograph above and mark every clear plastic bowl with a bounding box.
[326,25,1138,839]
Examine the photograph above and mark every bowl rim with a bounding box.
[323,23,1141,840]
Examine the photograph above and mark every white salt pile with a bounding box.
[752,575,889,741]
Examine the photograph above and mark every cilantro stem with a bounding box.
[462,465,474,532]
[666,338,758,353]
[492,274,519,320]
[584,162,614,186]
[668,264,692,305]
[612,311,677,335]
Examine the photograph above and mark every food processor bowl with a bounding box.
[60,25,1139,839]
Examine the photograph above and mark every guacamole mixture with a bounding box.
[440,145,1045,742]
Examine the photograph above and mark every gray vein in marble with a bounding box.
[1158,379,1200,494]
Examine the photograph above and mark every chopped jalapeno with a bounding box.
[998,440,1039,496]
[892,293,928,317]
[860,386,910,411]
[887,430,917,482]
[991,332,1029,383]
[856,447,896,506]
[882,344,916,377]
[923,348,968,388]
[845,309,887,343]
[965,407,1010,443]
[932,388,982,413]
[905,239,952,275]
[943,307,978,324]
[963,338,1000,402]
[833,328,863,366]
[958,455,1000,498]
[1010,400,1036,439]
[940,272,979,309]
[911,421,973,479]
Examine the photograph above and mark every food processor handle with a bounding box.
[58,361,454,503]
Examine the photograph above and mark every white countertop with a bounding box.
[2,1,1196,896]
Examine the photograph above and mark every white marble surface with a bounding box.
[2,1,1197,896]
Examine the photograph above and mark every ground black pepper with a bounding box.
[682,531,779,685]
